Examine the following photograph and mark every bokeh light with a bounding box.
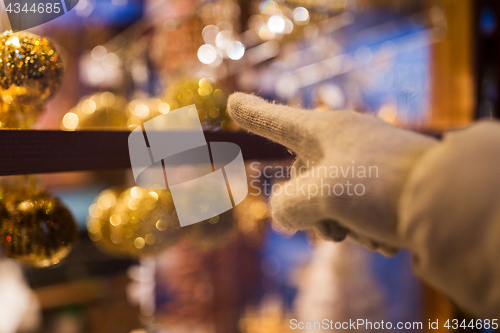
[62,113,79,130]
[268,15,285,34]
[259,0,277,15]
[91,45,107,61]
[197,44,218,64]
[226,41,245,60]
[258,25,275,40]
[215,30,234,50]
[202,25,220,44]
[293,7,309,24]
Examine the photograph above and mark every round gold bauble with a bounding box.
[87,187,182,258]
[0,189,78,267]
[0,31,63,128]
[61,92,128,130]
[163,78,229,130]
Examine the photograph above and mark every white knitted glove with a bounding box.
[228,93,437,255]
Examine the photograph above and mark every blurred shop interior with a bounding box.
[0,0,496,332]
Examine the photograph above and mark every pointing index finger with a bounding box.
[228,93,321,159]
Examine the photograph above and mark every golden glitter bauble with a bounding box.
[0,31,63,128]
[87,187,182,258]
[182,210,237,250]
[62,92,128,130]
[163,78,229,130]
[0,189,78,267]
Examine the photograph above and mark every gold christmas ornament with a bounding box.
[0,32,72,268]
[62,79,230,132]
[163,78,229,130]
[82,80,233,256]
[87,187,182,258]
[0,31,63,128]
[0,189,78,267]
[62,92,128,130]
[88,186,240,256]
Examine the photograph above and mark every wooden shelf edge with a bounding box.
[0,130,292,176]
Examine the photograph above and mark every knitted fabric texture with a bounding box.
[228,93,437,252]
[230,92,500,319]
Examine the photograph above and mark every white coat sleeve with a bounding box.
[399,121,500,319]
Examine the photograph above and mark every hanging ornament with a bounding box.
[0,32,73,268]
[0,188,78,267]
[61,92,128,130]
[0,31,63,128]
[87,187,182,258]
[163,78,230,130]
[61,79,230,131]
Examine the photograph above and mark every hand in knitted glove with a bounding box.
[228,93,437,255]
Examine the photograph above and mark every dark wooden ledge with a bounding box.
[0,130,292,176]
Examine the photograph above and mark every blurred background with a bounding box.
[0,0,496,332]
